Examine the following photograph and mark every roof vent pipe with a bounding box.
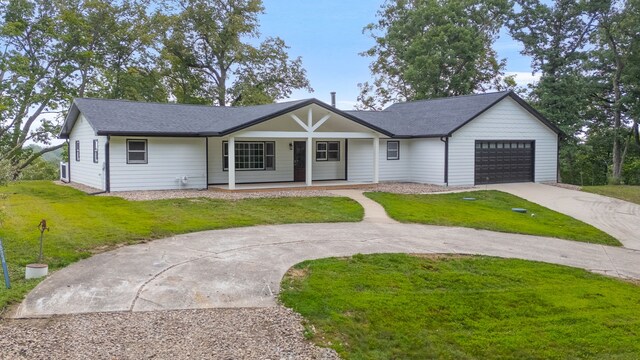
[330,92,336,107]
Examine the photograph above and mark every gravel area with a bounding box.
[371,182,470,194]
[102,188,340,201]
[542,181,582,191]
[0,306,338,360]
[56,180,469,201]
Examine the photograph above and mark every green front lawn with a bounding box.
[0,181,363,311]
[583,185,640,205]
[280,254,640,359]
[366,191,620,246]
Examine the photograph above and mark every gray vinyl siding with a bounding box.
[409,138,445,185]
[379,140,411,182]
[68,114,106,190]
[346,139,374,182]
[109,137,207,191]
[350,138,444,184]
[448,97,558,186]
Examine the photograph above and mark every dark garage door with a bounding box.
[475,140,534,185]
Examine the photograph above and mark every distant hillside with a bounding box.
[26,144,65,163]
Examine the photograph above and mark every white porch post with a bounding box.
[305,108,313,186]
[228,136,236,190]
[306,136,313,186]
[373,135,379,183]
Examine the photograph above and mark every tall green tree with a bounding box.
[0,0,162,179]
[357,0,512,110]
[509,0,602,184]
[588,0,639,183]
[162,0,311,106]
[510,0,640,184]
[81,0,168,102]
[508,0,601,137]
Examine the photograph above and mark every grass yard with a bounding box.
[0,181,363,311]
[280,253,640,359]
[366,191,620,246]
[583,185,640,205]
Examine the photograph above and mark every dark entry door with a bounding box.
[475,140,534,185]
[294,141,306,182]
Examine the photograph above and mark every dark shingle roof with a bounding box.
[346,91,516,137]
[60,91,561,139]
[61,98,309,138]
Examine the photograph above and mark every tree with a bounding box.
[589,0,639,183]
[357,0,512,110]
[508,0,604,184]
[0,0,164,179]
[508,0,601,137]
[81,0,168,102]
[510,0,640,184]
[162,0,311,106]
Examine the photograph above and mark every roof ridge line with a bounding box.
[388,91,511,107]
[73,97,311,109]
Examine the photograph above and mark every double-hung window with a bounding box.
[127,139,148,164]
[316,142,328,161]
[223,141,275,171]
[93,140,99,163]
[316,141,340,161]
[387,141,399,160]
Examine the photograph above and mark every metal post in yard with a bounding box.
[37,219,49,263]
[0,238,10,289]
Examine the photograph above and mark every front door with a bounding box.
[294,141,306,182]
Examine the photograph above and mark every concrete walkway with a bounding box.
[14,188,640,318]
[486,183,640,250]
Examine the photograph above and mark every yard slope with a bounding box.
[366,190,620,246]
[0,181,363,311]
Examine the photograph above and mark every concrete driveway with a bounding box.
[14,188,640,318]
[487,183,640,250]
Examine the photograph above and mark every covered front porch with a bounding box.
[208,102,388,190]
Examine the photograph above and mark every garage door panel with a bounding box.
[475,140,534,185]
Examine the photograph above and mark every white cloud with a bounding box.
[505,71,541,88]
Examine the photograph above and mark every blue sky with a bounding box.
[259,0,538,109]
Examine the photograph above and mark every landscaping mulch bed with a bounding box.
[0,306,337,360]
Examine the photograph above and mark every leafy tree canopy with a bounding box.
[161,0,312,106]
[0,0,311,180]
[358,0,513,110]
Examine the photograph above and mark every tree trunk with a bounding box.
[607,25,624,184]
[216,66,227,107]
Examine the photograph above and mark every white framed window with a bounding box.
[265,142,275,170]
[126,139,147,164]
[316,142,327,161]
[223,141,275,171]
[75,140,80,161]
[328,141,339,161]
[93,139,99,163]
[316,141,339,161]
[387,141,399,160]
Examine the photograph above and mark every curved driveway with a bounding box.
[488,183,640,250]
[13,186,640,318]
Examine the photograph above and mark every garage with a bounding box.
[474,140,534,185]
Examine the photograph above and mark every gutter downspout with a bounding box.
[440,136,449,186]
[66,139,71,183]
[557,134,561,183]
[105,135,111,192]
